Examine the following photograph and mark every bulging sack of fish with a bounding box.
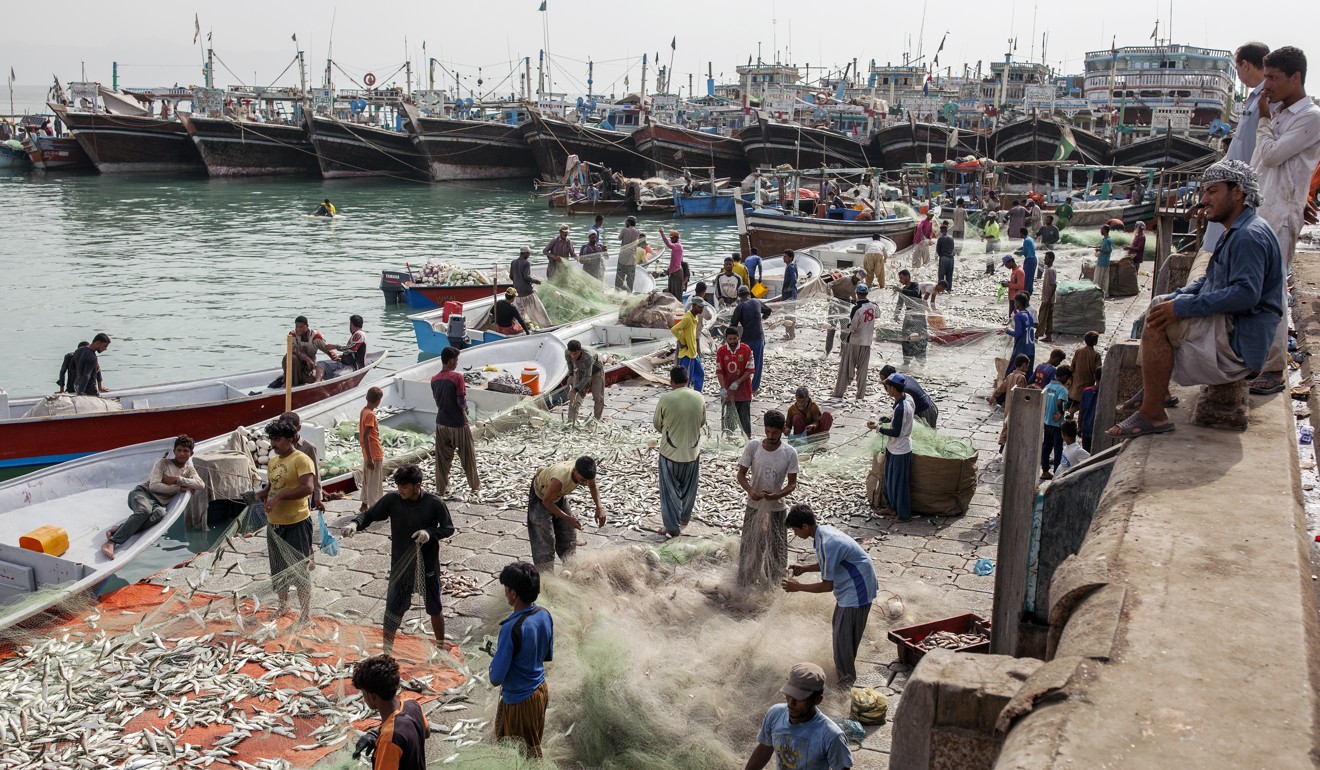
[850,687,889,725]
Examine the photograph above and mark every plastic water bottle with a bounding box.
[974,558,994,576]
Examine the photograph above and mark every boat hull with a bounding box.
[21,135,93,170]
[181,114,319,177]
[632,123,749,179]
[404,108,537,181]
[0,356,383,470]
[989,118,1112,175]
[738,206,916,256]
[305,114,431,180]
[738,120,874,170]
[403,283,515,309]
[520,112,647,180]
[868,122,976,167]
[674,192,738,218]
[53,106,204,173]
[1110,133,1217,169]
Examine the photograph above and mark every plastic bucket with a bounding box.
[442,301,464,322]
[20,525,70,557]
[751,282,769,298]
[521,366,541,395]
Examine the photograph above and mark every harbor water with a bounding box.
[0,172,741,396]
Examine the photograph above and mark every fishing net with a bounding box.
[869,419,976,460]
[1059,228,1150,255]
[538,263,635,327]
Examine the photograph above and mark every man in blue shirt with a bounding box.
[1093,225,1114,299]
[1109,160,1283,437]
[1016,228,1037,296]
[745,662,854,770]
[1040,365,1071,480]
[731,285,767,392]
[489,561,554,758]
[780,251,801,341]
[783,505,878,689]
[744,247,764,286]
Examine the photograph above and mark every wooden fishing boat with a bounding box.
[867,121,977,167]
[695,250,824,301]
[0,435,201,630]
[0,139,31,170]
[410,263,656,353]
[1065,199,1157,228]
[400,104,538,181]
[549,194,674,217]
[738,119,875,170]
[736,202,916,257]
[20,134,92,171]
[632,122,749,179]
[304,112,430,181]
[1110,133,1216,169]
[0,353,386,471]
[989,118,1111,179]
[520,111,647,180]
[673,189,740,219]
[51,104,203,174]
[179,113,320,177]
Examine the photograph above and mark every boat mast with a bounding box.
[524,57,531,102]
[406,60,412,97]
[641,53,648,104]
[205,47,214,89]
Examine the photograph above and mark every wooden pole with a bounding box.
[284,334,294,412]
[991,385,1045,657]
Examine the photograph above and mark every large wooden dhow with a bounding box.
[520,110,648,180]
[868,121,978,167]
[738,118,875,170]
[52,105,203,174]
[989,118,1111,180]
[399,104,537,181]
[304,112,431,181]
[631,121,749,179]
[1110,133,1217,169]
[735,200,916,257]
[179,113,320,177]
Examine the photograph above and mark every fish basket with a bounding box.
[887,613,991,667]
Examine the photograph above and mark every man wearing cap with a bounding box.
[511,247,552,329]
[1108,159,1283,437]
[494,288,532,336]
[879,365,938,428]
[616,216,640,291]
[578,230,608,282]
[745,662,854,770]
[784,504,878,688]
[671,296,706,391]
[832,284,878,400]
[542,225,574,280]
[824,270,864,356]
[863,233,887,291]
[731,286,768,392]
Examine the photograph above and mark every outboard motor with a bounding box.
[380,269,411,306]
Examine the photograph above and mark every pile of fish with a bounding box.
[915,629,988,652]
[484,373,531,396]
[440,573,485,600]
[0,626,370,769]
[416,260,492,286]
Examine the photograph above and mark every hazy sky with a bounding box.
[4,0,1318,97]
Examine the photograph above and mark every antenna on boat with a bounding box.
[324,9,337,91]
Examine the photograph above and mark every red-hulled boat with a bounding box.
[0,352,386,471]
[632,121,749,179]
[21,134,93,171]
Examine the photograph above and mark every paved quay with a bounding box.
[151,243,1154,768]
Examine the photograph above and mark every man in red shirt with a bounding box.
[717,326,756,440]
[359,387,385,511]
[430,347,481,502]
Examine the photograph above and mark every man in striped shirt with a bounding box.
[350,655,429,770]
[782,504,879,688]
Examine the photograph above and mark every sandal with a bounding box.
[1249,376,1285,395]
[1106,412,1175,438]
[1119,389,1178,413]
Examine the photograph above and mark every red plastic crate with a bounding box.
[887,613,991,667]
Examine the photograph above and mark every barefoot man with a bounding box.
[103,435,205,560]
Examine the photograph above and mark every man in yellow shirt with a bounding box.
[257,415,317,621]
[731,253,752,289]
[671,296,706,391]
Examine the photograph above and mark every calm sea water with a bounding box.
[0,172,741,395]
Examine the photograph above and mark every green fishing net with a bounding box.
[869,419,975,460]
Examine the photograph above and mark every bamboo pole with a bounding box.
[284,334,294,412]
[991,385,1045,657]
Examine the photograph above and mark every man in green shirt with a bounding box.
[527,456,606,571]
[1055,198,1074,230]
[653,365,706,537]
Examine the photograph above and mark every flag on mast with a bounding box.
[193,14,200,45]
[7,67,14,86]
[1053,123,1078,162]
[538,0,546,10]
[671,36,677,51]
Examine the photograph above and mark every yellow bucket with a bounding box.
[20,525,70,557]
[751,282,768,298]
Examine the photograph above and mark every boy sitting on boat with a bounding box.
[102,435,205,560]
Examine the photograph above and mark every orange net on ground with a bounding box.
[0,582,466,769]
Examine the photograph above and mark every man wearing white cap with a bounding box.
[831,284,878,400]
[745,662,854,770]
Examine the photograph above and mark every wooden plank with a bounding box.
[991,386,1045,657]
[1090,342,1141,454]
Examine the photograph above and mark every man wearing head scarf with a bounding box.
[510,246,552,329]
[542,225,574,279]
[1246,46,1320,395]
[1108,160,1282,438]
